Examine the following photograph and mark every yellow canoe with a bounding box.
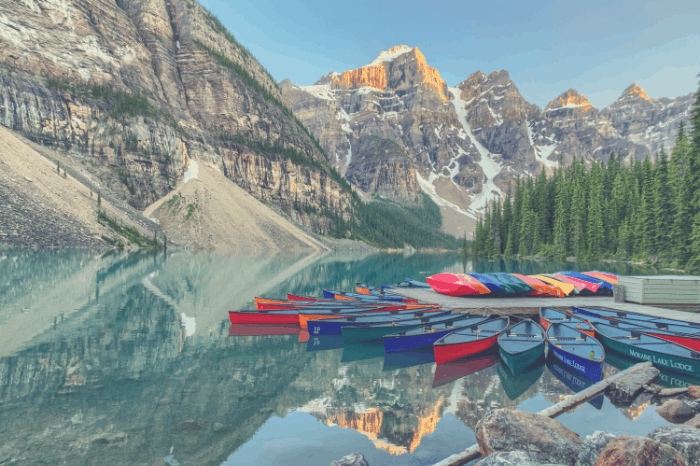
[583,271,618,285]
[530,275,576,296]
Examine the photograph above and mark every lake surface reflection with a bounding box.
[0,249,679,465]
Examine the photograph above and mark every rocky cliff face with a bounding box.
[0,0,352,234]
[282,46,694,235]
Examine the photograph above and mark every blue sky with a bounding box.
[201,0,700,109]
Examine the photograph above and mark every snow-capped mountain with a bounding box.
[281,46,694,235]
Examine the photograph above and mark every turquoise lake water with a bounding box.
[0,249,690,465]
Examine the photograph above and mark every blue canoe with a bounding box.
[406,278,431,288]
[557,272,613,293]
[308,309,449,336]
[546,323,605,380]
[467,273,503,294]
[481,273,518,295]
[323,289,406,302]
[383,315,489,353]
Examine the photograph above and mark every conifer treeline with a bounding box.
[472,84,700,272]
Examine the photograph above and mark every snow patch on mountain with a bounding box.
[367,45,413,67]
[336,108,352,133]
[416,171,475,219]
[345,135,353,167]
[526,120,558,169]
[298,83,335,100]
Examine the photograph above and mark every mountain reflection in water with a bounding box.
[0,250,679,466]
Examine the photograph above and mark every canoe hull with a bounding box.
[342,324,423,343]
[434,334,499,365]
[426,274,477,296]
[641,332,700,352]
[499,341,545,374]
[228,311,299,325]
[549,344,602,380]
[384,329,455,354]
[596,332,700,378]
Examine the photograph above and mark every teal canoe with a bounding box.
[498,319,546,374]
[592,322,700,378]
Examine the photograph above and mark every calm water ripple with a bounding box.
[0,249,687,465]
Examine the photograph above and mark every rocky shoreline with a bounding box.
[332,383,700,466]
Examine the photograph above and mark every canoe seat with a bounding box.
[508,333,542,338]
[549,337,586,341]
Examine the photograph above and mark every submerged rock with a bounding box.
[330,452,369,466]
[475,409,583,465]
[605,363,659,406]
[685,414,700,429]
[648,425,700,466]
[575,431,617,466]
[657,400,697,424]
[593,436,686,466]
[476,450,566,466]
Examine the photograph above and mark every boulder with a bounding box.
[575,431,617,466]
[475,409,583,465]
[648,425,700,466]
[330,452,369,466]
[685,415,700,429]
[689,386,700,400]
[593,436,686,466]
[605,362,659,406]
[475,450,566,466]
[657,400,697,424]
[659,388,689,397]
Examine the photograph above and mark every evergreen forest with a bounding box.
[471,83,700,273]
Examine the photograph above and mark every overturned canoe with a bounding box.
[531,275,577,296]
[426,273,480,296]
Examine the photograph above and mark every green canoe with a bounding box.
[497,319,546,374]
[341,313,464,344]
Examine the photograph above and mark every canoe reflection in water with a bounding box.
[306,334,345,352]
[497,358,545,400]
[432,350,500,388]
[546,358,604,410]
[382,348,436,371]
[228,323,301,336]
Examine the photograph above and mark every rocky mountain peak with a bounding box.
[619,83,651,101]
[330,46,448,101]
[545,89,594,112]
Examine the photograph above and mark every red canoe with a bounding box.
[426,273,479,296]
[229,310,301,325]
[553,274,599,294]
[229,324,301,336]
[433,317,510,364]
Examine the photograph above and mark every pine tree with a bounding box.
[654,148,673,261]
[641,157,656,260]
[587,163,604,258]
[570,178,585,258]
[553,168,568,257]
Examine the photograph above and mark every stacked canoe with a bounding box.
[424,271,617,298]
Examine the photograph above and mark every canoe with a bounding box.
[433,317,510,364]
[496,273,535,294]
[298,304,434,329]
[323,289,408,302]
[592,321,700,378]
[558,272,612,293]
[286,294,329,302]
[540,274,586,294]
[355,282,374,294]
[341,313,466,344]
[425,273,479,296]
[498,319,546,373]
[530,275,577,296]
[229,309,302,325]
[406,278,431,288]
[583,271,618,285]
[569,308,700,352]
[307,309,448,335]
[460,274,492,294]
[590,271,619,281]
[572,306,700,330]
[467,273,504,294]
[546,323,604,380]
[228,323,300,336]
[511,274,557,297]
[481,273,517,295]
[546,358,604,409]
[255,297,354,309]
[539,307,595,337]
[497,359,545,400]
[553,274,600,294]
[432,350,500,387]
[383,315,489,353]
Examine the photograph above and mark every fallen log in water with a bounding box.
[431,361,657,466]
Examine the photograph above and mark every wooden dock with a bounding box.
[387,288,700,323]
